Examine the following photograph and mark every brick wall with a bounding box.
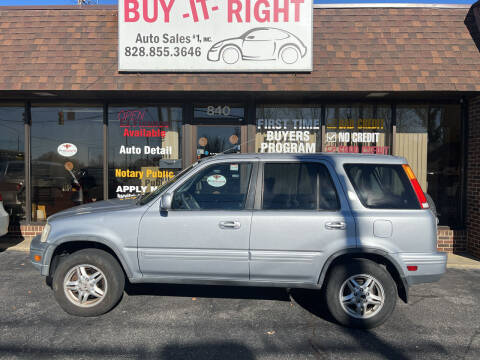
[437,227,466,253]
[467,96,480,258]
[6,224,43,242]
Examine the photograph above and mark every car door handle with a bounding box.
[325,221,346,230]
[219,221,241,230]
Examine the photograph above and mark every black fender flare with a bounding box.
[46,237,134,279]
[317,248,409,303]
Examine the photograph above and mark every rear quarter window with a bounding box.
[344,164,419,209]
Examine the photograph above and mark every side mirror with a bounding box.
[160,193,173,211]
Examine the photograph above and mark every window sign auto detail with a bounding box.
[119,0,313,72]
[109,106,182,199]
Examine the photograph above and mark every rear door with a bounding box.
[249,161,356,284]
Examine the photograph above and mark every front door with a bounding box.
[137,161,255,280]
[196,125,241,159]
[249,161,356,284]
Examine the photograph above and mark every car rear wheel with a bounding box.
[325,259,397,328]
[279,45,300,64]
[221,46,241,64]
[52,249,125,317]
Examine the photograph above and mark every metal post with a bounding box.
[24,102,31,223]
[103,103,108,201]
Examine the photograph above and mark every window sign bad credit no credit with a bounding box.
[119,0,313,72]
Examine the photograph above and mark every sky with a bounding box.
[0,0,475,6]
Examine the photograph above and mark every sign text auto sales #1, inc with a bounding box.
[119,0,313,72]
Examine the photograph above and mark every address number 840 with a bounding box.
[124,46,202,57]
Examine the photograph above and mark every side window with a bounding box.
[344,164,419,209]
[172,162,252,210]
[262,163,339,211]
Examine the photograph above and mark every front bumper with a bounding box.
[30,235,51,276]
[396,252,447,286]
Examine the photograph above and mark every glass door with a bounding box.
[193,104,246,160]
[196,125,241,159]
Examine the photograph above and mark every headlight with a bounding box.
[211,42,223,50]
[40,223,51,243]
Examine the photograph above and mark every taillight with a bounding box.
[402,164,429,209]
[0,193,2,201]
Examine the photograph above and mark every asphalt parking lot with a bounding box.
[0,250,479,360]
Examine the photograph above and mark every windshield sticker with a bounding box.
[230,164,239,171]
[207,174,227,188]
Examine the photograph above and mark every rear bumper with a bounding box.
[396,252,447,286]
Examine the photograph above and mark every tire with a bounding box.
[325,259,397,329]
[52,249,125,317]
[221,46,241,65]
[279,45,300,64]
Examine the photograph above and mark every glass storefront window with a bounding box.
[0,106,25,225]
[325,105,391,155]
[109,105,182,199]
[396,105,463,228]
[428,106,462,227]
[255,106,322,153]
[31,106,103,221]
[395,106,428,190]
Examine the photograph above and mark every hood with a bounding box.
[47,198,138,222]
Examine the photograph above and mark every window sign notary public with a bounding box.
[119,0,313,72]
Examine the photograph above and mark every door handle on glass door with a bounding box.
[219,221,241,230]
[325,221,346,230]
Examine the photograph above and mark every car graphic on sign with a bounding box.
[207,27,307,65]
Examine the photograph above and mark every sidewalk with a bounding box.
[0,236,30,252]
[2,236,480,269]
[447,253,480,269]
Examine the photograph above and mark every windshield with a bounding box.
[137,163,197,205]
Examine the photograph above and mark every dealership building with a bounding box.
[0,1,480,257]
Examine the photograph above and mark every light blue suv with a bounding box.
[30,153,446,328]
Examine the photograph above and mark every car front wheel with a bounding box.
[52,249,125,317]
[325,259,397,328]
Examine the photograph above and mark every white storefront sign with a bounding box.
[119,0,313,72]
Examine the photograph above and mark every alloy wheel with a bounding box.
[63,264,108,308]
[339,274,385,319]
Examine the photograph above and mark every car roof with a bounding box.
[200,153,407,165]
